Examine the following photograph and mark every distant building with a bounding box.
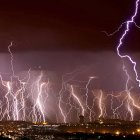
[79,115,84,124]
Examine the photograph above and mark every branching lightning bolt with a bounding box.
[117,0,140,86]
[104,0,140,87]
[70,85,85,116]
[101,0,140,121]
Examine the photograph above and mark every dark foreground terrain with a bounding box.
[1,132,140,140]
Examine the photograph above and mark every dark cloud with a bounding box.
[0,0,139,52]
[3,51,131,92]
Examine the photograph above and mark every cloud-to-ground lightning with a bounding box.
[103,0,140,87]
[98,90,103,118]
[0,42,51,123]
[123,64,140,111]
[58,70,83,123]
[117,0,140,87]
[85,76,96,122]
[117,0,140,119]
[101,0,140,121]
[70,85,85,116]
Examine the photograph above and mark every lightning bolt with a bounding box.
[117,5,140,85]
[8,42,15,77]
[103,0,140,87]
[58,70,81,123]
[98,90,103,118]
[85,76,95,122]
[101,0,140,121]
[7,42,32,121]
[70,85,85,116]
[108,90,126,119]
[98,90,104,118]
[31,71,49,123]
[7,42,19,120]
[123,64,140,120]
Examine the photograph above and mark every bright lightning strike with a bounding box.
[104,0,140,87]
[70,85,85,116]
[101,0,140,120]
[98,90,103,118]
[117,0,140,87]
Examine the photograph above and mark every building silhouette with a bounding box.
[79,115,84,124]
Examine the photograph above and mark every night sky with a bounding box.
[0,0,139,52]
[0,0,139,91]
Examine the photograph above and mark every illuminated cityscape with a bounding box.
[1,119,140,139]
